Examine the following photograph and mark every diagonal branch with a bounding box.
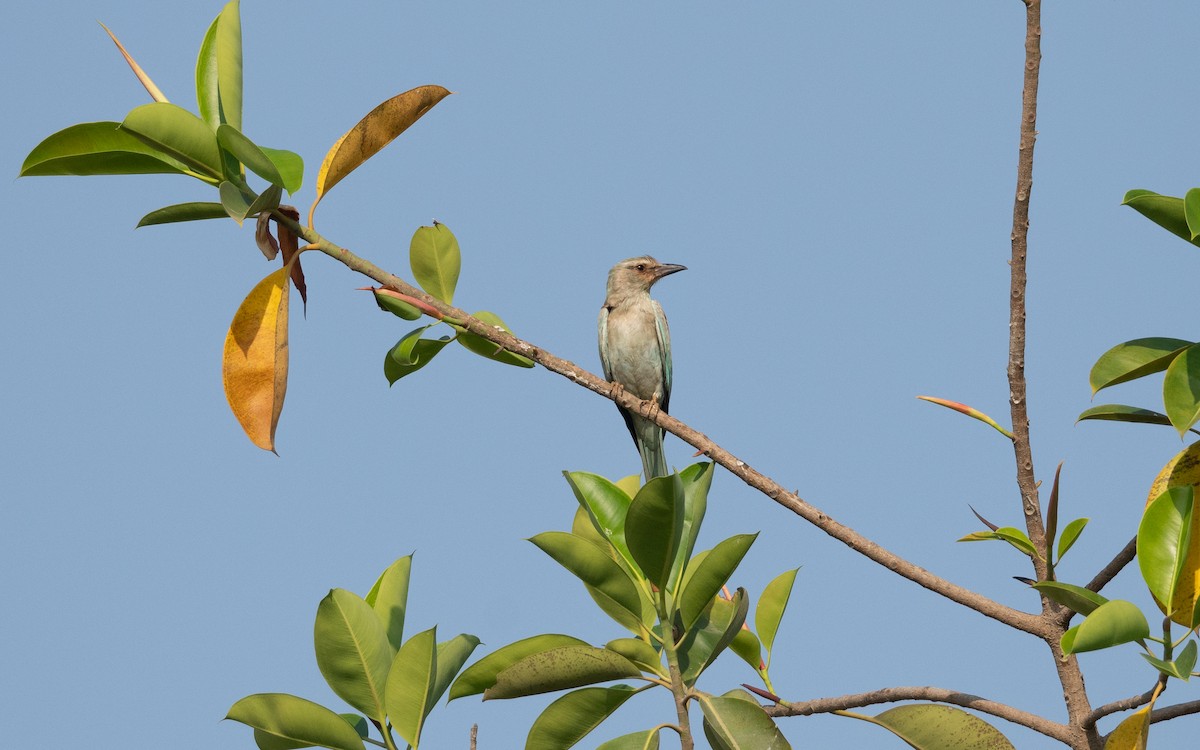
[766,685,1075,744]
[278,214,1045,636]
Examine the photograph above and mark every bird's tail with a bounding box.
[636,422,669,481]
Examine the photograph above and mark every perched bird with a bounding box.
[598,256,687,481]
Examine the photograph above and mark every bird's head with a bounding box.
[605,256,687,299]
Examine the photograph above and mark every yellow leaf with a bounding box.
[223,266,290,452]
[1104,683,1161,749]
[309,85,452,224]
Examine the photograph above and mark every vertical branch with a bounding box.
[1009,3,1098,746]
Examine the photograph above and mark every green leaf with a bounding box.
[260,146,304,193]
[565,471,636,570]
[730,628,764,673]
[450,634,589,700]
[957,527,1037,557]
[120,102,224,180]
[1077,404,1173,428]
[756,569,799,660]
[1164,343,1200,435]
[195,12,221,129]
[525,685,638,750]
[678,589,748,685]
[455,311,535,368]
[409,223,460,304]
[137,202,228,227]
[313,588,394,721]
[1029,581,1109,617]
[604,638,664,677]
[596,729,661,750]
[1138,486,1194,610]
[531,531,645,626]
[1123,189,1200,248]
[384,627,437,749]
[226,693,365,750]
[1056,518,1089,561]
[219,180,254,224]
[215,0,243,130]
[1185,188,1200,240]
[571,508,656,634]
[625,474,686,589]
[365,555,412,652]
[385,329,453,384]
[839,703,1014,749]
[373,290,424,320]
[1089,337,1193,395]
[1142,640,1196,681]
[431,634,482,708]
[20,122,192,177]
[483,646,641,700]
[246,183,282,217]
[671,462,714,589]
[678,533,757,630]
[1061,600,1149,654]
[217,124,285,187]
[697,690,791,750]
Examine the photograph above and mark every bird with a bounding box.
[598,256,686,481]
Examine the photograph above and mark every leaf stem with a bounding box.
[657,588,694,750]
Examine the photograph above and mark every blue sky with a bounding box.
[4,2,1200,748]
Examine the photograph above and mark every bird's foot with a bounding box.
[608,381,626,401]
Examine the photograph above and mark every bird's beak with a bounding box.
[654,263,687,279]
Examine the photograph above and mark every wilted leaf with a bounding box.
[312,85,452,214]
[1089,337,1192,395]
[276,206,307,309]
[225,693,365,750]
[525,686,638,750]
[256,212,280,260]
[483,646,640,700]
[840,704,1014,749]
[21,122,191,177]
[223,265,290,451]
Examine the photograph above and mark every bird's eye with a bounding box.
[635,264,646,271]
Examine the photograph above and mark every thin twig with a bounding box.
[470,724,477,750]
[766,685,1074,744]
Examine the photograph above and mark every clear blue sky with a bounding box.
[4,2,1200,748]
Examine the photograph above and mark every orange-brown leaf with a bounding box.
[223,265,290,452]
[309,85,452,223]
[276,206,307,310]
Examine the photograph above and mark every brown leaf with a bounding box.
[309,85,452,223]
[276,206,307,310]
[254,212,279,260]
[223,265,290,452]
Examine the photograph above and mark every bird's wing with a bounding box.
[597,305,615,381]
[653,299,672,414]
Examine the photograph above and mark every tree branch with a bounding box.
[766,685,1074,744]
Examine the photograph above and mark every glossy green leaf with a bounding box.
[570,509,656,634]
[226,693,365,750]
[671,462,714,589]
[373,290,423,320]
[246,184,282,220]
[679,589,748,685]
[596,728,661,750]
[565,471,635,569]
[1091,337,1193,395]
[217,124,285,187]
[625,473,686,589]
[1142,639,1196,681]
[385,330,453,385]
[384,627,437,749]
[525,685,638,750]
[1030,581,1108,617]
[455,311,535,368]
[260,147,304,193]
[20,122,192,177]
[409,223,460,304]
[1164,344,1200,435]
[958,527,1037,557]
[216,0,243,130]
[841,703,1014,749]
[1138,486,1194,610]
[531,531,644,624]
[219,180,254,224]
[1186,188,1200,240]
[678,533,757,630]
[730,627,764,672]
[483,646,641,700]
[314,588,394,721]
[1061,600,1149,654]
[195,12,221,128]
[120,102,224,180]
[365,555,411,652]
[450,634,589,700]
[1057,518,1089,561]
[431,634,482,708]
[604,638,664,677]
[137,202,228,227]
[1077,404,1173,428]
[698,690,791,750]
[1123,189,1200,248]
[756,568,798,660]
